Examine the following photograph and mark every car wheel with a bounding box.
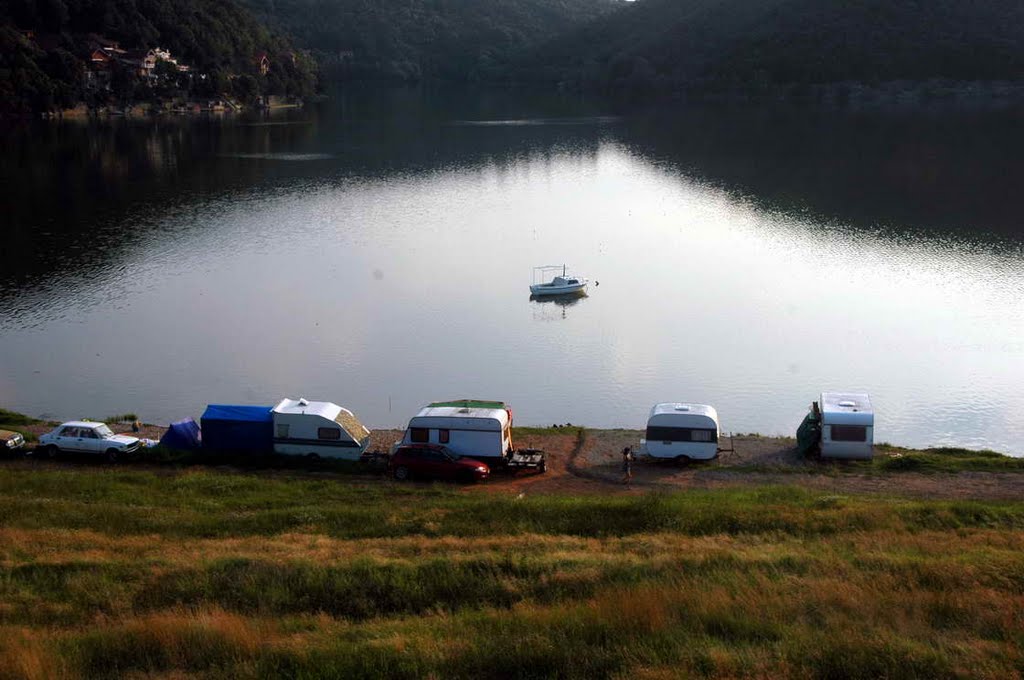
[105,448,119,464]
[39,445,57,459]
[457,470,476,484]
[393,466,410,481]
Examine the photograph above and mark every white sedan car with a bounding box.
[37,421,140,462]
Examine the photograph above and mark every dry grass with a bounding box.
[1,525,1022,677]
[0,628,64,680]
[1,466,1023,678]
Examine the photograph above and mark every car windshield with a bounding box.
[95,425,114,437]
[444,450,461,461]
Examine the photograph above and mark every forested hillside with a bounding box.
[239,0,618,81]
[5,0,1021,114]
[1,0,316,115]
[517,0,1024,96]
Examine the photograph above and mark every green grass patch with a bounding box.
[729,446,1024,475]
[0,408,41,428]
[103,413,139,423]
[873,446,1024,473]
[1,468,1023,540]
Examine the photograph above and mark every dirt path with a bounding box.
[471,429,615,495]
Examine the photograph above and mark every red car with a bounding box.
[390,444,490,482]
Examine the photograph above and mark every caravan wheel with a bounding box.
[674,455,691,467]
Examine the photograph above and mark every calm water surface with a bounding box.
[2,88,1022,453]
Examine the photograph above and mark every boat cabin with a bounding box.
[639,403,720,460]
[529,265,588,296]
[398,399,513,461]
[272,397,371,460]
[819,392,873,459]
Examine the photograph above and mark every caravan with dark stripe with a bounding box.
[395,399,514,462]
[271,397,371,460]
[638,403,721,461]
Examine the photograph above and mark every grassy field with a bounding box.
[871,445,1024,473]
[1,462,1023,679]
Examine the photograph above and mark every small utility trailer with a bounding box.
[359,450,392,470]
[503,448,547,474]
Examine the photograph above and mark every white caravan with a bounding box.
[638,403,720,461]
[819,392,873,459]
[398,399,513,461]
[271,397,371,460]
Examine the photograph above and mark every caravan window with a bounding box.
[646,426,718,443]
[318,427,341,440]
[410,428,429,443]
[831,425,867,442]
[438,429,450,443]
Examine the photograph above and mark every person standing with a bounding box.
[622,446,634,485]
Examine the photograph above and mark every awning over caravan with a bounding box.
[201,404,273,453]
[202,405,273,422]
[160,418,202,451]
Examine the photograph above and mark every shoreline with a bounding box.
[4,411,1023,500]
[5,408,1020,461]
[14,78,1024,126]
[9,417,1024,458]
[8,418,1021,459]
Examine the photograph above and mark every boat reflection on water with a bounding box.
[528,291,588,320]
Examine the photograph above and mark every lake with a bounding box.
[1,86,1022,453]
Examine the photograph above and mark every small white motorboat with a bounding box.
[530,265,588,296]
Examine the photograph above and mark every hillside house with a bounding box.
[120,49,157,78]
[89,49,112,66]
[84,50,113,89]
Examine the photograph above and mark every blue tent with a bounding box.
[201,404,274,453]
[160,418,202,450]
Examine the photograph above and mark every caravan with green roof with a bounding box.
[396,399,514,462]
